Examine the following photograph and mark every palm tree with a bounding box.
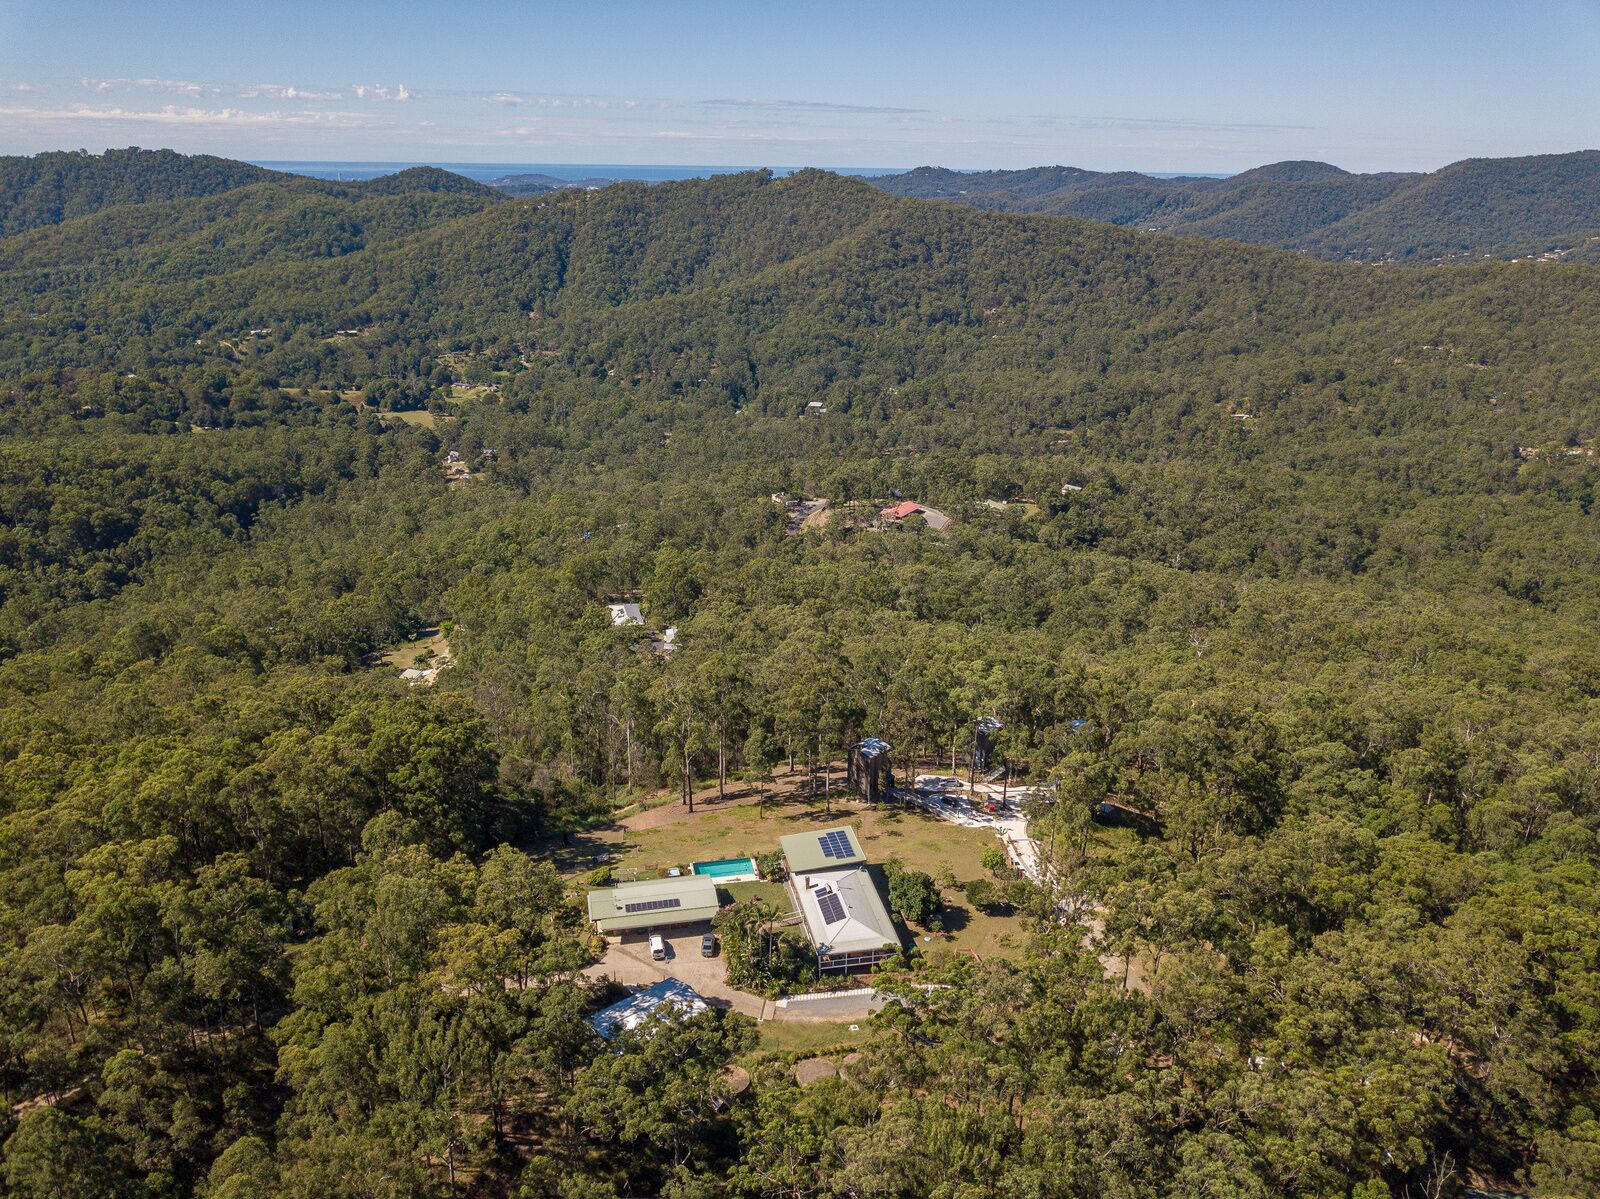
[750,899,778,968]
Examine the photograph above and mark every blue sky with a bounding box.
[1,0,1597,171]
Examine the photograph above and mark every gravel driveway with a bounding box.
[584,924,771,1019]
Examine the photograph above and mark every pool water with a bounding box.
[692,857,758,878]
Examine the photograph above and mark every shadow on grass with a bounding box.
[530,828,621,875]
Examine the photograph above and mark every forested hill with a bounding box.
[5,151,1600,1197]
[0,148,500,239]
[0,147,287,236]
[866,149,1600,262]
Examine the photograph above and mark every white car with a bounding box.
[649,934,667,960]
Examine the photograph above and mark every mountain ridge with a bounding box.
[0,149,502,239]
[865,149,1600,262]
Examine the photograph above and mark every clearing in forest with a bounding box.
[582,767,1031,963]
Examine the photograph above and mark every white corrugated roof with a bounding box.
[607,602,644,626]
[587,978,709,1039]
[793,866,898,957]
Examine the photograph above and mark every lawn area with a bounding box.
[594,769,1030,963]
[376,628,448,670]
[378,409,441,428]
[753,1020,871,1056]
[720,879,793,913]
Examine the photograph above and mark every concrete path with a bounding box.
[902,785,1144,989]
[774,988,887,1021]
[901,791,1042,880]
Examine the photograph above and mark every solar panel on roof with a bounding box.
[816,891,846,924]
[819,830,854,859]
[622,897,683,914]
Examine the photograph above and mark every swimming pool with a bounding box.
[691,856,759,881]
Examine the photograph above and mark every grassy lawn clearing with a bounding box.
[720,879,793,913]
[753,1020,871,1056]
[376,628,448,671]
[378,409,441,428]
[592,768,1030,963]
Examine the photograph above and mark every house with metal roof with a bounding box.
[587,978,710,1039]
[586,874,721,934]
[778,825,866,873]
[780,826,900,973]
[607,602,644,627]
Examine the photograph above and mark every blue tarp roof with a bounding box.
[857,737,891,758]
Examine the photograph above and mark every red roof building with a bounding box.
[879,501,923,521]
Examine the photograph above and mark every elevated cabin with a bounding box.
[974,716,1003,774]
[848,737,894,803]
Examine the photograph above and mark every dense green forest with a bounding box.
[0,148,288,237]
[1,150,1599,1198]
[866,150,1600,262]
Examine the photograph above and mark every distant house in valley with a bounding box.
[607,602,644,627]
[587,978,710,1040]
[847,738,894,803]
[879,500,951,531]
[779,826,899,974]
[586,875,721,935]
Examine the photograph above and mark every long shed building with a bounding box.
[586,875,721,935]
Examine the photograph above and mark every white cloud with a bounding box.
[0,103,367,129]
[81,78,215,98]
[703,97,928,115]
[486,92,526,107]
[1049,113,1314,134]
[77,78,349,103]
[351,84,413,102]
[243,83,346,102]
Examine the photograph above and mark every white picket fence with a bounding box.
[776,987,879,1007]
